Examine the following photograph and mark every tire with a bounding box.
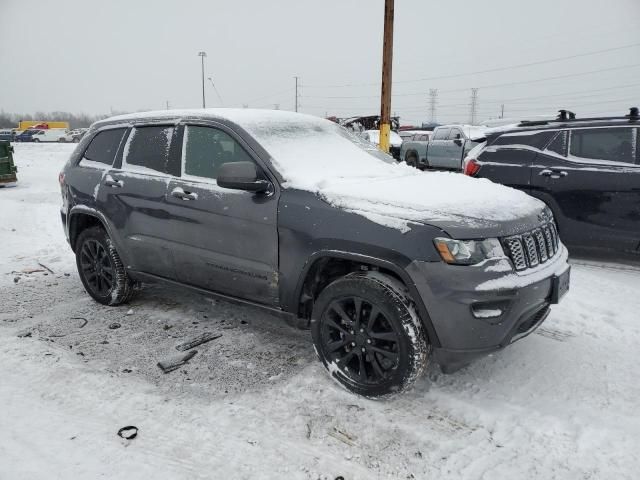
[32,138,40,143]
[75,226,136,306]
[311,272,430,398]
[405,153,418,168]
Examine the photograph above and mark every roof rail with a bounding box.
[518,106,639,127]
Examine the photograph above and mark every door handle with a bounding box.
[104,175,123,188]
[539,169,568,179]
[171,187,198,201]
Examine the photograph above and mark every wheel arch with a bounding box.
[293,250,441,347]
[68,207,129,265]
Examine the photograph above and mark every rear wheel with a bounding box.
[75,226,136,306]
[32,138,40,143]
[405,152,418,168]
[311,272,430,398]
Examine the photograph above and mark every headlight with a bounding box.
[433,237,504,265]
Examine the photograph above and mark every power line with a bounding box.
[244,88,294,105]
[303,42,640,89]
[303,63,640,100]
[390,83,640,112]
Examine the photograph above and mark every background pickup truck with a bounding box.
[399,131,431,168]
[425,125,486,170]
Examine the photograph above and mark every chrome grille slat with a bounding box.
[542,225,555,257]
[535,229,548,262]
[524,234,539,266]
[502,221,560,271]
[504,237,527,271]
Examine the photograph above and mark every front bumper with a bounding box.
[407,245,570,372]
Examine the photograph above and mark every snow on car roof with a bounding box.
[105,109,543,232]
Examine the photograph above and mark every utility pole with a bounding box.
[198,51,207,108]
[166,100,170,110]
[500,103,505,119]
[294,76,300,112]
[428,89,438,123]
[470,88,479,124]
[378,0,395,153]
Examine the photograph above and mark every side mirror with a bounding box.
[453,137,463,146]
[217,161,271,193]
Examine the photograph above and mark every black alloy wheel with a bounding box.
[79,238,114,298]
[321,296,400,385]
[75,226,136,306]
[311,272,430,397]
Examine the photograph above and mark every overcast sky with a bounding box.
[2,0,639,125]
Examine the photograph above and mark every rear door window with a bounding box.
[181,125,255,181]
[122,125,175,174]
[569,127,636,164]
[80,128,126,167]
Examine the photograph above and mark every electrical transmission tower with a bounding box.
[470,88,479,124]
[294,76,301,112]
[428,89,438,123]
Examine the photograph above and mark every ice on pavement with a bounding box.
[1,142,639,479]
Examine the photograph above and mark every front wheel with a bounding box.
[311,272,430,398]
[75,226,136,306]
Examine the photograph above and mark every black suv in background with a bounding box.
[60,109,570,397]
[465,109,640,257]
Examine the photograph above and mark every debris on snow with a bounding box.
[108,322,121,330]
[175,332,222,352]
[16,328,32,338]
[37,262,55,274]
[157,350,198,373]
[328,426,357,447]
[72,317,88,329]
[117,426,138,440]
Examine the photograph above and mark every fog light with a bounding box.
[472,306,503,319]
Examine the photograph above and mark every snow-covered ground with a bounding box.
[1,143,639,479]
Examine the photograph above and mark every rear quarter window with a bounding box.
[79,128,126,168]
[491,130,555,149]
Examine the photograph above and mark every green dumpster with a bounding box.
[0,141,17,186]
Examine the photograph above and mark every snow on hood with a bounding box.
[225,111,543,233]
[105,109,544,233]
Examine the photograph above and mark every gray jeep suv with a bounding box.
[59,109,570,397]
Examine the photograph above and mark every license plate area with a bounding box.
[551,267,571,304]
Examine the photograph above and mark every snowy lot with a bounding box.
[1,144,639,479]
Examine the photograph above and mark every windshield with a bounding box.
[238,114,401,189]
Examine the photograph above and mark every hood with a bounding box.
[317,171,547,238]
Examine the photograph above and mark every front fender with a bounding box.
[286,247,442,348]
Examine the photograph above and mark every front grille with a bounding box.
[502,222,560,271]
